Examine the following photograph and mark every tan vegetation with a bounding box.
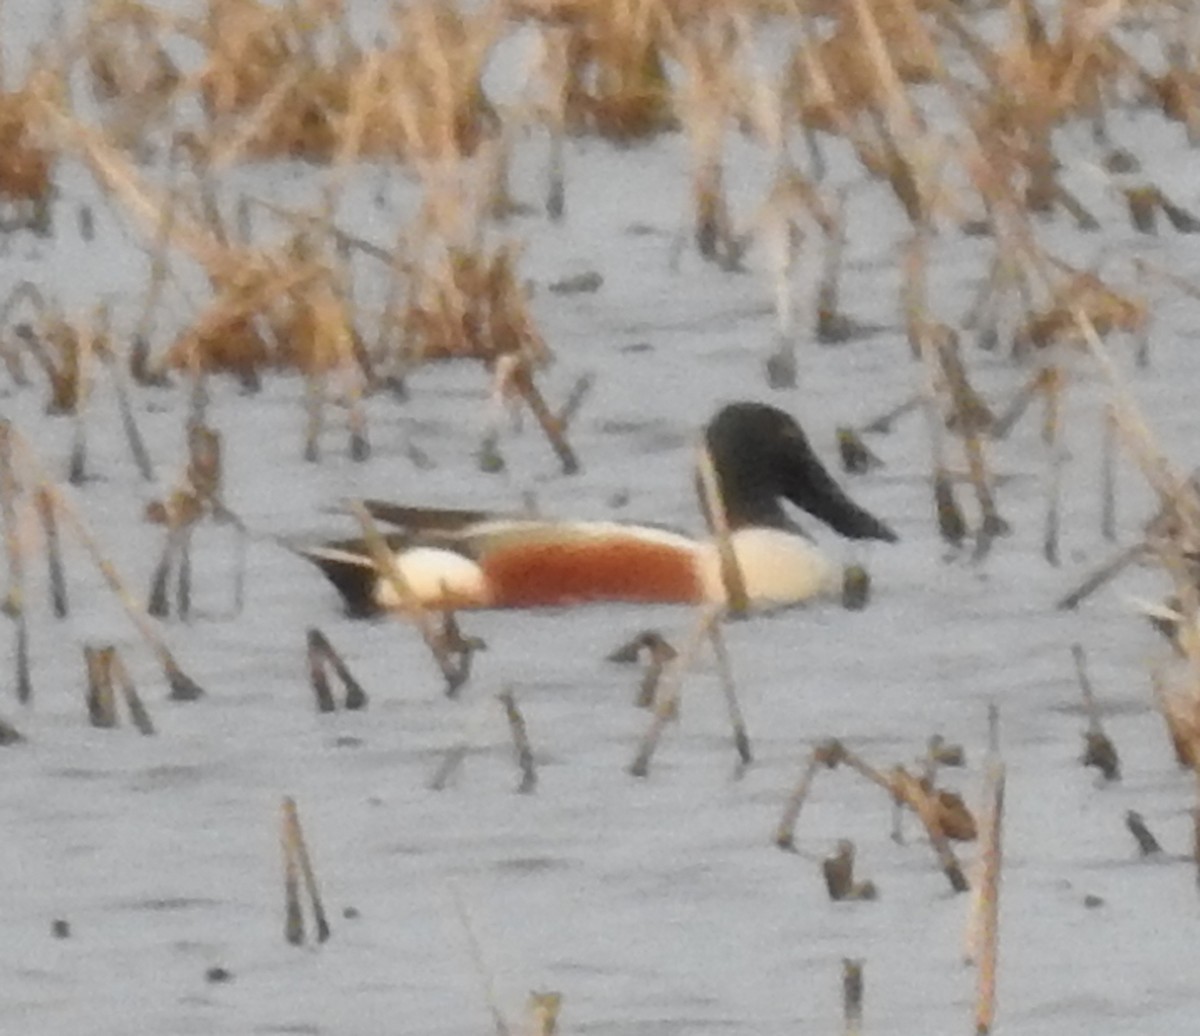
[6,3,1200,1028]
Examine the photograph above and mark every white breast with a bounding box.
[374,547,490,609]
[697,528,841,607]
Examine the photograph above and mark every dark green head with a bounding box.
[703,402,898,542]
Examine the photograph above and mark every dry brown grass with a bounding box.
[0,59,62,220]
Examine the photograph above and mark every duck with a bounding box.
[297,401,898,615]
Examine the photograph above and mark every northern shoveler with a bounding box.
[298,402,898,614]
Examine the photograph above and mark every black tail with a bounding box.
[297,546,381,617]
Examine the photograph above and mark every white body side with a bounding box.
[698,527,841,607]
[373,547,491,608]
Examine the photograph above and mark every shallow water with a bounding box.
[3,3,1200,1034]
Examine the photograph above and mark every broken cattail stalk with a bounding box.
[934,469,967,548]
[890,766,970,892]
[1056,542,1147,610]
[175,525,193,621]
[307,633,336,713]
[106,647,154,735]
[303,375,325,463]
[0,715,24,744]
[547,124,565,221]
[629,604,722,778]
[449,882,513,1036]
[37,482,204,701]
[909,256,968,550]
[556,373,594,430]
[696,446,748,617]
[973,708,1005,1035]
[1133,259,1153,368]
[282,815,305,945]
[34,486,67,617]
[498,687,536,794]
[348,395,370,462]
[1042,365,1064,566]
[608,630,677,708]
[224,508,247,616]
[1054,183,1100,232]
[761,184,799,388]
[861,396,920,435]
[990,368,1049,441]
[430,742,471,792]
[1073,307,1196,515]
[1161,189,1200,231]
[928,733,966,768]
[823,839,855,901]
[841,564,871,611]
[106,350,154,481]
[775,739,845,850]
[707,618,751,768]
[281,797,330,944]
[1071,644,1119,780]
[1193,803,1200,889]
[938,334,1007,557]
[68,330,92,486]
[1101,404,1117,541]
[307,628,368,712]
[350,501,475,696]
[430,691,499,791]
[1124,186,1158,234]
[842,958,864,1036]
[0,422,32,703]
[437,612,486,693]
[500,357,579,475]
[837,428,883,475]
[1151,671,1200,771]
[816,205,854,343]
[187,424,222,502]
[148,521,184,618]
[965,704,997,952]
[528,992,561,1036]
[1126,810,1163,857]
[84,645,118,728]
[834,744,895,793]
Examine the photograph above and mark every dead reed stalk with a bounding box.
[0,421,31,703]
[84,645,118,728]
[629,603,722,778]
[842,957,864,1036]
[1101,402,1117,541]
[281,796,330,945]
[31,486,66,618]
[973,748,1005,1032]
[85,644,155,734]
[349,500,476,696]
[498,687,537,793]
[306,627,368,712]
[528,992,562,1036]
[775,738,845,850]
[1125,809,1163,857]
[964,705,1004,1036]
[106,646,155,735]
[696,444,748,617]
[493,355,579,475]
[35,477,205,701]
[449,881,512,1036]
[1071,643,1120,780]
[822,839,876,902]
[706,618,751,767]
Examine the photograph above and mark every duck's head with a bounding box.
[703,402,898,542]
